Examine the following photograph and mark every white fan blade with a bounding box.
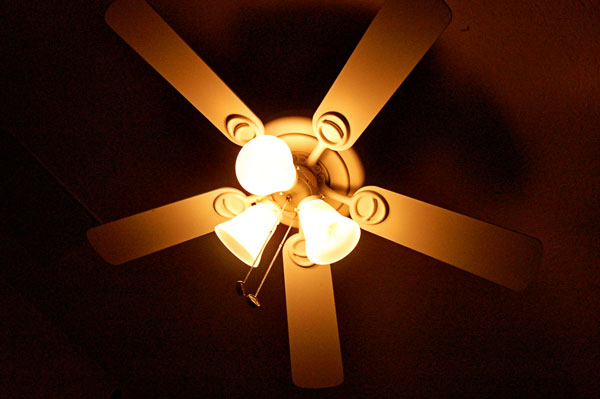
[283,236,343,388]
[105,0,263,145]
[313,0,451,150]
[87,188,246,265]
[350,186,542,291]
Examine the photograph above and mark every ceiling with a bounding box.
[2,0,598,397]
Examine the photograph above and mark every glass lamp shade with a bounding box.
[214,202,280,267]
[235,135,297,196]
[298,197,361,265]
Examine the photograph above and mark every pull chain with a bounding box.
[235,196,291,296]
[247,213,297,308]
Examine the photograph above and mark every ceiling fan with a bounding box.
[88,0,542,389]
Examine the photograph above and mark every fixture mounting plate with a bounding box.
[264,116,365,227]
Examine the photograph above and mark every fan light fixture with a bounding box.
[298,197,361,264]
[221,139,361,267]
[214,201,280,267]
[235,135,297,196]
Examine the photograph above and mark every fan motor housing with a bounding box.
[264,115,364,227]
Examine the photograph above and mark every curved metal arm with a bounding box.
[318,182,352,206]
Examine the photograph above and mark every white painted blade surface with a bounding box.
[351,186,542,291]
[87,188,242,265]
[105,0,263,145]
[283,237,343,388]
[313,0,451,150]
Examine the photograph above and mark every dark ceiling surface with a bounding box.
[2,0,599,397]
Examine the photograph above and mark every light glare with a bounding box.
[298,197,361,264]
[235,135,297,196]
[215,202,280,266]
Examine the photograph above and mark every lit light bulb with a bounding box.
[235,135,297,196]
[298,197,361,264]
[215,201,280,266]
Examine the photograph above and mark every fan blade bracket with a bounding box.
[87,187,250,265]
[349,189,389,225]
[285,233,314,267]
[313,0,452,151]
[213,189,254,219]
[226,115,264,146]
[105,0,264,146]
[313,112,351,151]
[350,186,542,291]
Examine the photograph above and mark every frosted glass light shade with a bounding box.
[215,202,280,266]
[235,135,297,195]
[298,198,361,265]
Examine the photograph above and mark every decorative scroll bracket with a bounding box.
[349,189,388,225]
[213,188,253,219]
[285,233,315,267]
[226,115,264,146]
